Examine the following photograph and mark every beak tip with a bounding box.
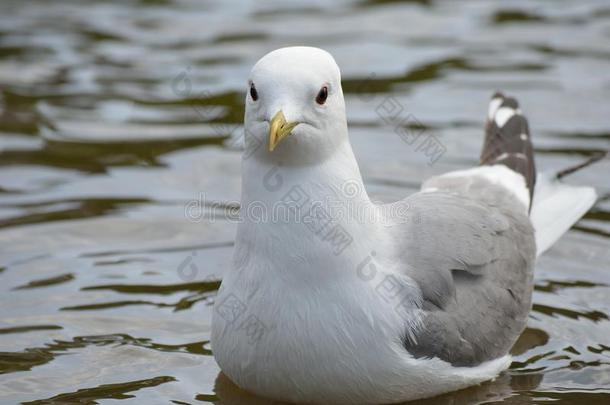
[268,110,297,153]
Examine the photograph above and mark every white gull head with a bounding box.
[245,46,349,165]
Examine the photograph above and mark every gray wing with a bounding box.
[391,176,536,367]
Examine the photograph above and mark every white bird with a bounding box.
[211,46,598,404]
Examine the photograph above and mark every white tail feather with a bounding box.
[530,171,597,256]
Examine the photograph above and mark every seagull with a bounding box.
[211,46,599,404]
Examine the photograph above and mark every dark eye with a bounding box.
[316,86,328,105]
[250,83,258,101]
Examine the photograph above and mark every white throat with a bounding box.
[236,138,379,282]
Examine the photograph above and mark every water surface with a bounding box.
[1,0,609,403]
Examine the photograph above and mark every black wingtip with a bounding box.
[481,92,536,207]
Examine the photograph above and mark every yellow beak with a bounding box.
[268,110,298,152]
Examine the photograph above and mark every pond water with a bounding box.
[1,0,609,404]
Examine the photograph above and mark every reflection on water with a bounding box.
[22,376,177,405]
[1,0,609,403]
[213,371,545,405]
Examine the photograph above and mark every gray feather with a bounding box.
[391,178,536,366]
